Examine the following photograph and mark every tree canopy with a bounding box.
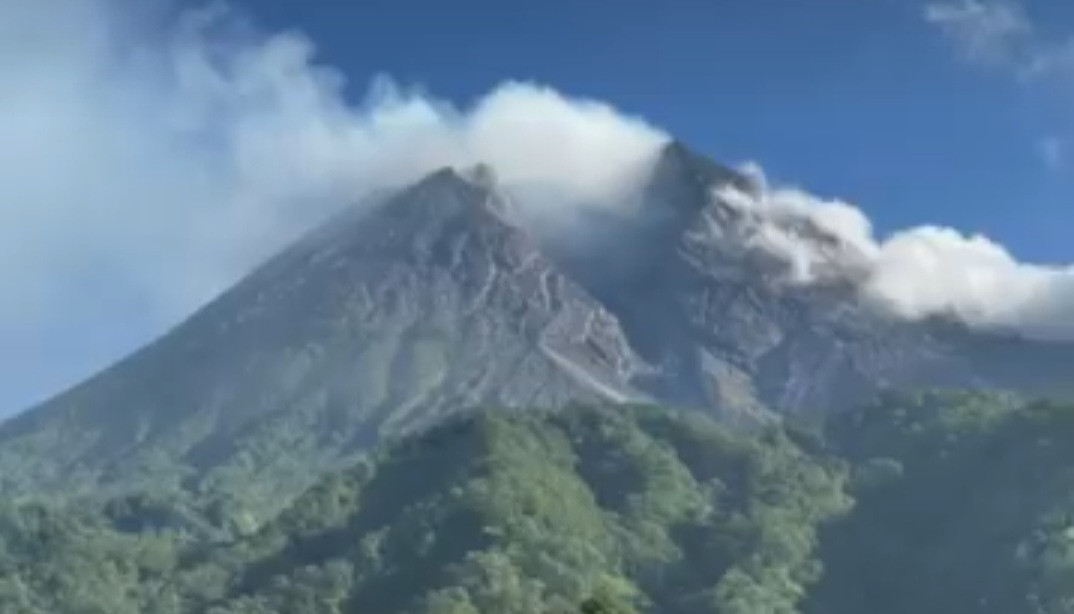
[2,395,1074,614]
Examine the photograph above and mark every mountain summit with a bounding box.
[0,166,641,502]
[3,143,1074,504]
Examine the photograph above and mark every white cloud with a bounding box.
[5,0,1074,412]
[715,181,877,283]
[925,0,1074,79]
[714,179,1074,340]
[0,0,666,411]
[921,3,1074,313]
[924,0,1032,66]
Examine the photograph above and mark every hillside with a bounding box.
[0,168,641,511]
[4,397,1074,614]
[3,143,1074,513]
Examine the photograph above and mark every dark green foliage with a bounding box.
[5,396,1074,614]
[0,405,847,614]
[808,391,1074,614]
[185,406,846,614]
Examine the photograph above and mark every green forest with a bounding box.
[3,392,1074,614]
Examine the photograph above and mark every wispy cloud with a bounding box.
[925,0,1032,67]
[0,0,666,412]
[1038,136,1067,171]
[925,2,1074,171]
[6,0,1074,414]
[924,0,1074,80]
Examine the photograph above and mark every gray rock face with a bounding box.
[542,142,1074,423]
[0,168,642,496]
[3,144,1074,498]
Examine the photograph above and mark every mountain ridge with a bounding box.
[0,165,643,504]
[3,142,1074,507]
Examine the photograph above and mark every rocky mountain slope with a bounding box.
[589,144,1074,421]
[0,167,640,504]
[2,142,1073,505]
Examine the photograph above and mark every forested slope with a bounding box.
[3,396,1073,614]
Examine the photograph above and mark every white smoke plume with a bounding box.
[4,0,1074,413]
[716,175,1074,340]
[0,0,664,411]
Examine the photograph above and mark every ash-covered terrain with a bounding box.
[2,141,1073,505]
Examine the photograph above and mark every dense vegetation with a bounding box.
[811,391,1074,614]
[3,394,1074,614]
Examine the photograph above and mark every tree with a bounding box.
[580,589,635,614]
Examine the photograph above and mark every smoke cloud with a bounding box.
[716,176,1074,340]
[4,0,1074,413]
[0,0,664,411]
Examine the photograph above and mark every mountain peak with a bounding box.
[361,164,525,267]
[656,140,754,194]
[407,164,499,195]
[5,141,1074,510]
[398,165,489,209]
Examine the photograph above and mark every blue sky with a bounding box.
[2,0,1074,415]
[239,0,1074,261]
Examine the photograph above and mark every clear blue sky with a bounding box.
[238,0,1074,262]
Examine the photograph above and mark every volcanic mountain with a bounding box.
[2,142,1073,505]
